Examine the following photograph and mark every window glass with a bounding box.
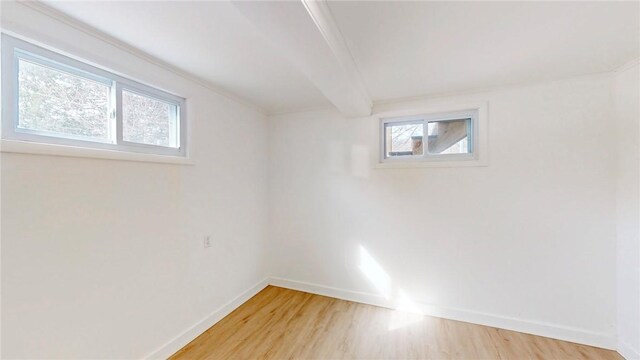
[427,119,471,155]
[122,90,179,148]
[384,121,424,158]
[17,58,112,141]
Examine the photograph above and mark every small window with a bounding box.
[380,110,477,163]
[1,34,186,157]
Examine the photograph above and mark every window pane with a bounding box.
[17,58,111,140]
[427,119,471,155]
[123,90,178,148]
[385,122,424,157]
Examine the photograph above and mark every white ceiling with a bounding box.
[328,1,640,102]
[43,1,332,114]
[44,1,639,114]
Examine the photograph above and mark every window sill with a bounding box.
[0,139,195,165]
[375,158,488,169]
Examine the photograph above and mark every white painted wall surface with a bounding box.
[0,2,269,358]
[614,60,640,360]
[268,74,618,348]
[1,1,634,358]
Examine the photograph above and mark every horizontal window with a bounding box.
[1,34,186,157]
[380,110,477,163]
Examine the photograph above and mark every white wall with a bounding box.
[268,74,618,348]
[0,2,269,358]
[1,2,635,358]
[614,60,640,359]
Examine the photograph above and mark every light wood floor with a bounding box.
[171,286,620,360]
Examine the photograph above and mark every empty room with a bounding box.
[1,0,639,359]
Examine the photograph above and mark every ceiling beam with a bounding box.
[233,0,372,117]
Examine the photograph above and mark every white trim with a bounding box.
[144,278,270,359]
[2,33,188,157]
[380,110,476,164]
[0,139,194,165]
[138,275,618,358]
[374,102,489,168]
[268,277,616,351]
[618,340,640,360]
[374,158,488,169]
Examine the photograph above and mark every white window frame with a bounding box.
[376,103,488,168]
[1,33,187,157]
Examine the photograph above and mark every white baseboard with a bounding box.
[142,276,617,359]
[145,278,269,359]
[619,340,640,360]
[269,276,616,351]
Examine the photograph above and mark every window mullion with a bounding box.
[468,118,474,153]
[421,120,428,160]
[115,82,123,145]
[107,81,117,144]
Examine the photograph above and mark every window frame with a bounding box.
[380,109,478,164]
[1,33,187,157]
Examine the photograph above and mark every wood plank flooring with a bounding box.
[171,286,621,360]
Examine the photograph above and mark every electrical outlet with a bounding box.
[203,235,211,248]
